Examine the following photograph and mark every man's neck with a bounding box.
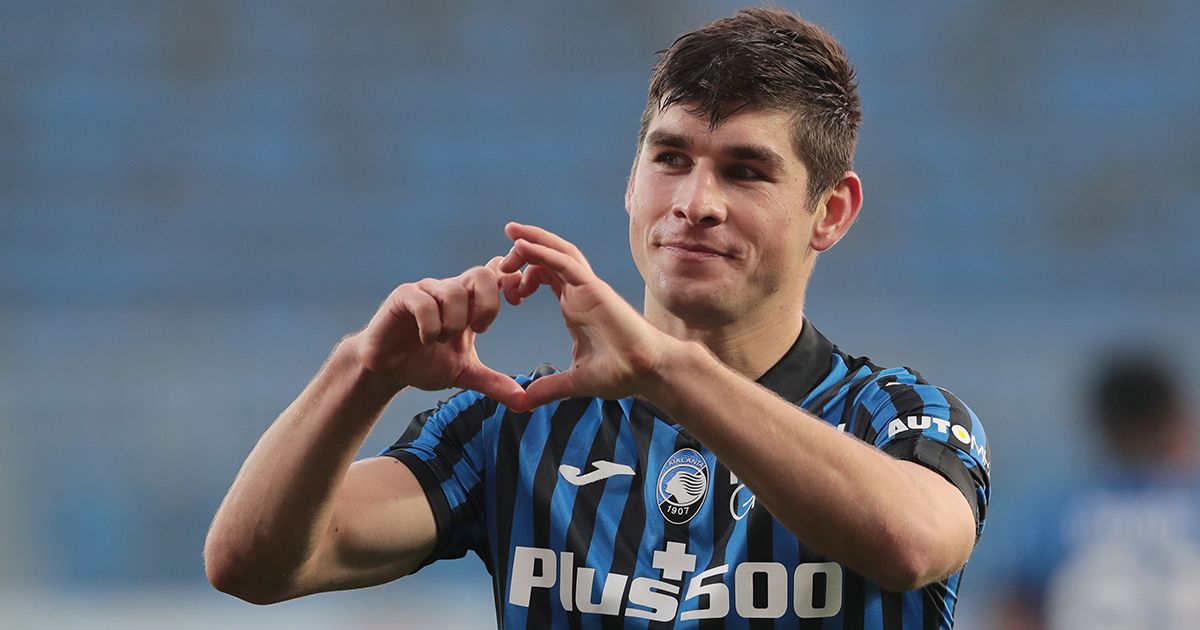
[644,294,806,381]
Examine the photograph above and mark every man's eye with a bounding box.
[727,165,764,181]
[654,152,688,167]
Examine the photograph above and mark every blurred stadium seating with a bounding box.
[1,1,1197,627]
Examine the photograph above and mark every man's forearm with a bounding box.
[642,340,974,591]
[204,335,402,599]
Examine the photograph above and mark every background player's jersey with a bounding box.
[1006,472,1200,630]
[383,321,991,629]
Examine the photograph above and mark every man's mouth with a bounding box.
[658,241,730,258]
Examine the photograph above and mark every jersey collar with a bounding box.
[634,319,837,424]
[755,318,836,404]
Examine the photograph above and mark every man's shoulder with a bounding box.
[822,339,971,413]
[816,340,987,458]
[813,346,947,410]
[794,322,963,410]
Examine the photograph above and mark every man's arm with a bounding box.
[502,222,978,592]
[203,343,434,604]
[642,343,977,591]
[205,259,534,604]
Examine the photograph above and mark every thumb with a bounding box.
[522,371,578,410]
[457,362,527,411]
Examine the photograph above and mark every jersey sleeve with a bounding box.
[851,369,992,539]
[379,383,512,571]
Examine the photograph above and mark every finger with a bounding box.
[495,254,525,305]
[463,268,501,333]
[516,264,555,300]
[504,222,590,271]
[511,238,591,285]
[457,363,528,411]
[397,288,441,345]
[501,268,524,305]
[494,250,529,303]
[420,279,469,343]
[499,244,524,274]
[522,371,578,410]
[485,256,517,285]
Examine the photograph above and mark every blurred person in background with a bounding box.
[205,8,991,627]
[994,350,1200,630]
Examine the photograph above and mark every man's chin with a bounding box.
[655,291,741,329]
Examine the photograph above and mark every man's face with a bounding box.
[627,104,820,327]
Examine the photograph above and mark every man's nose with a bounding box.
[672,165,727,226]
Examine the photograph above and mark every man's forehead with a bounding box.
[643,104,798,156]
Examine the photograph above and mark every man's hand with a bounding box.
[500,222,679,410]
[352,257,537,410]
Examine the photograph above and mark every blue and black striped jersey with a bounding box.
[383,320,991,629]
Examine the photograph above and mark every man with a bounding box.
[206,8,991,628]
[995,352,1199,630]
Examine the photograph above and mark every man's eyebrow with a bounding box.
[724,144,785,171]
[646,130,691,149]
[646,130,786,171]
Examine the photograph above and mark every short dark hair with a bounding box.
[639,7,861,203]
[1091,352,1183,435]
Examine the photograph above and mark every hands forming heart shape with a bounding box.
[354,222,672,412]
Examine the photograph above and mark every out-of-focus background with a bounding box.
[2,1,1198,628]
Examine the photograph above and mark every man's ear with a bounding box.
[811,171,863,252]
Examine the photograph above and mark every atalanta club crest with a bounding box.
[656,448,709,525]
